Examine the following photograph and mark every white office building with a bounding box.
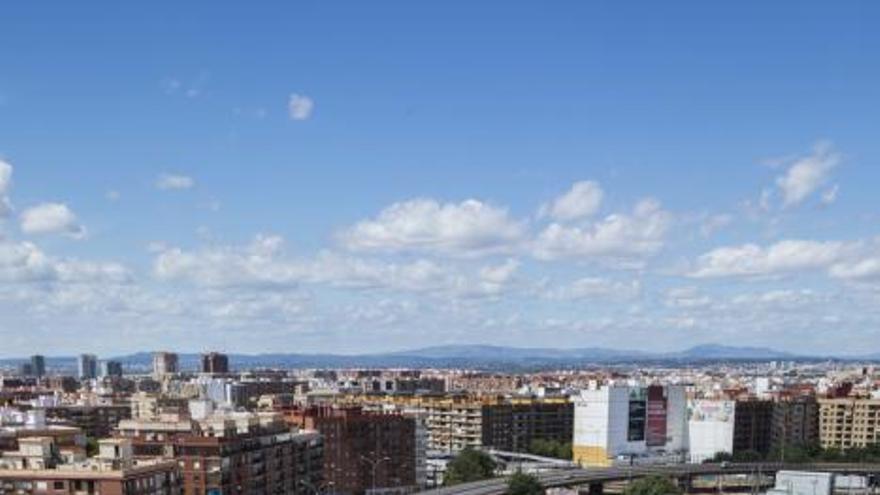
[573,384,687,466]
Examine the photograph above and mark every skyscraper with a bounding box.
[77,354,98,380]
[152,351,179,378]
[30,355,46,378]
[99,360,124,378]
[200,352,229,374]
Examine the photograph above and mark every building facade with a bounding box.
[285,406,416,495]
[732,399,774,457]
[44,405,132,439]
[572,384,687,467]
[77,355,98,381]
[100,361,124,379]
[481,399,573,453]
[771,397,819,453]
[117,411,322,495]
[0,437,181,495]
[818,397,880,449]
[200,353,229,375]
[29,356,45,379]
[152,353,179,379]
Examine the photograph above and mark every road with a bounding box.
[422,462,880,495]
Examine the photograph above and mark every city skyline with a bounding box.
[2,2,880,356]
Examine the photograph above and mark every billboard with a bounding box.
[687,399,735,462]
[688,399,734,423]
[646,385,668,447]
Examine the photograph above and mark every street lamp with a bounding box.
[360,454,392,493]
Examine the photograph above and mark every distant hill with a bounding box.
[385,344,648,360]
[0,343,860,371]
[670,344,797,360]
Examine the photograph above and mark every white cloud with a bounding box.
[288,94,315,121]
[545,277,641,301]
[0,159,12,217]
[775,142,841,207]
[0,239,129,283]
[829,257,880,281]
[699,213,733,237]
[154,234,294,288]
[729,289,820,308]
[0,240,54,282]
[19,203,86,238]
[539,181,604,221]
[156,174,195,190]
[340,198,525,257]
[664,287,712,309]
[689,239,852,278]
[154,234,519,299]
[820,185,840,206]
[532,198,671,261]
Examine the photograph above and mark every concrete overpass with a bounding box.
[421,463,880,495]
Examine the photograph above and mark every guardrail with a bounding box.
[421,462,880,495]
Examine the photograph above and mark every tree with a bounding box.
[443,448,498,486]
[528,439,572,460]
[507,471,543,495]
[623,476,683,495]
[705,452,733,464]
[85,437,100,457]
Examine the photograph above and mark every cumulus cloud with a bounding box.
[156,174,195,190]
[339,198,525,257]
[288,93,314,120]
[829,257,880,281]
[775,142,841,207]
[0,159,12,216]
[544,276,642,301]
[689,239,852,278]
[532,198,671,261]
[539,181,604,221]
[19,203,86,238]
[0,239,129,283]
[154,234,519,299]
[154,234,294,288]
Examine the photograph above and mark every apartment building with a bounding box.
[152,353,179,379]
[818,397,880,449]
[200,353,229,375]
[116,410,322,495]
[339,393,572,454]
[771,396,819,452]
[285,406,416,495]
[0,409,85,456]
[0,437,181,495]
[481,399,573,453]
[732,399,774,456]
[43,405,132,439]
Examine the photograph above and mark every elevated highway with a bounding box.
[422,463,880,495]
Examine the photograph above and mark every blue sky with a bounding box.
[1,2,879,356]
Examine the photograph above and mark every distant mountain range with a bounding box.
[0,343,868,371]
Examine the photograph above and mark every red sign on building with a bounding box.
[646,385,668,447]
